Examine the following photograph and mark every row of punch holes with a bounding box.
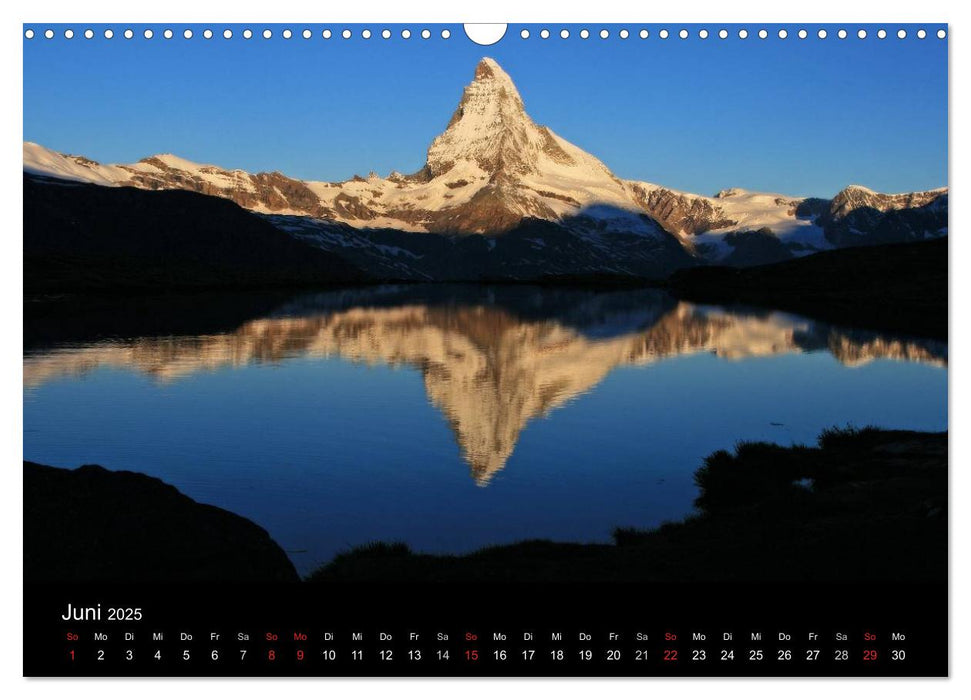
[24,26,948,41]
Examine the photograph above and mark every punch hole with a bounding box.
[464,24,507,46]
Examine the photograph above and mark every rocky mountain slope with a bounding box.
[24,173,365,292]
[23,57,947,278]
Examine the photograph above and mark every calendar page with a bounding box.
[22,20,948,678]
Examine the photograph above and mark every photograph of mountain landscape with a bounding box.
[24,26,947,585]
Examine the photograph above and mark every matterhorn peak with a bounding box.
[409,57,636,232]
[473,56,508,79]
[463,56,523,105]
[424,57,546,178]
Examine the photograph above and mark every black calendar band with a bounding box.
[24,581,947,677]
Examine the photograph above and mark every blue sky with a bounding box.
[24,24,947,197]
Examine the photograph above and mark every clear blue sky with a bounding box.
[24,24,947,197]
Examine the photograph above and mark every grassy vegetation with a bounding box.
[307,427,946,583]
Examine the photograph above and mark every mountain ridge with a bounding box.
[23,57,947,275]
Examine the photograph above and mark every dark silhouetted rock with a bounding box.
[668,238,946,339]
[24,461,299,583]
[24,173,365,292]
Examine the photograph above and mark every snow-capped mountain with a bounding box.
[23,57,947,278]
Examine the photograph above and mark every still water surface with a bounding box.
[23,286,947,574]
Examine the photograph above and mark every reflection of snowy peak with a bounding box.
[23,56,947,273]
[24,289,946,484]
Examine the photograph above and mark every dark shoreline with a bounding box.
[25,236,947,343]
[24,427,946,585]
[308,427,946,583]
[668,238,947,340]
[25,171,947,343]
[24,462,299,583]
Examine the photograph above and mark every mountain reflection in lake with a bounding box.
[23,286,947,573]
